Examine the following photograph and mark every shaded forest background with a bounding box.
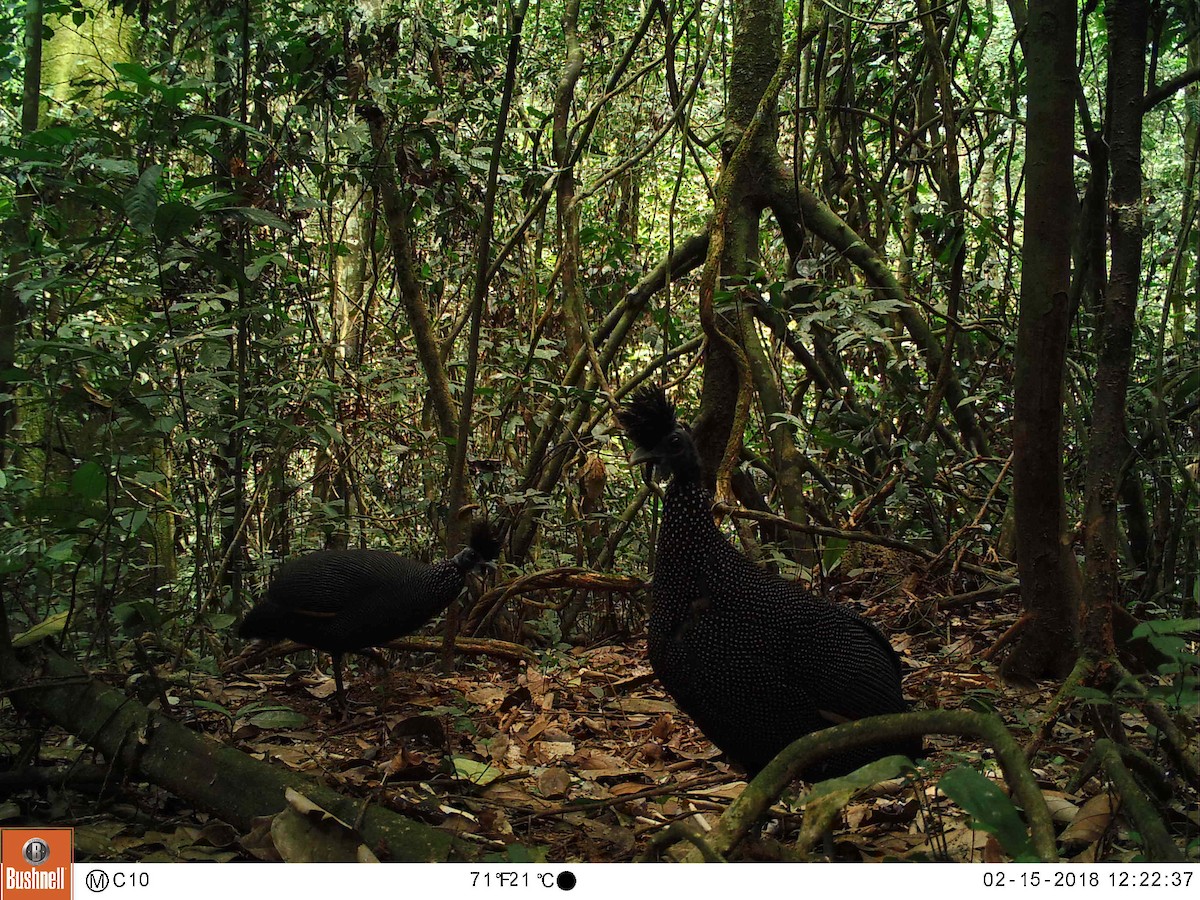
[0,0,1197,863]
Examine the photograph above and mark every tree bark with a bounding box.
[1079,0,1148,657]
[0,0,43,472]
[363,107,459,442]
[1003,0,1082,682]
[692,0,783,497]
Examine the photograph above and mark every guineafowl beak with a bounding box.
[481,560,498,575]
[630,447,659,484]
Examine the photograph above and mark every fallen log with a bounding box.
[0,644,461,862]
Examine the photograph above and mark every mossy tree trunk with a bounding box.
[1079,0,1148,657]
[0,0,43,474]
[692,0,782,489]
[1003,0,1083,682]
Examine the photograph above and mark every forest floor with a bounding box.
[6,572,1197,863]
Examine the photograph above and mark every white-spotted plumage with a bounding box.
[239,525,499,706]
[620,387,919,778]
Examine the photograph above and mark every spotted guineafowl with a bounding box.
[617,386,919,779]
[239,524,500,708]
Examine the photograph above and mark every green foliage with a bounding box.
[1128,620,1200,713]
[239,702,309,730]
[0,0,1193,683]
[938,765,1038,861]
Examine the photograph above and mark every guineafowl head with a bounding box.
[617,386,701,483]
[451,522,502,574]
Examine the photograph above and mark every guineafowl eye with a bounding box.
[617,385,921,779]
[239,523,500,711]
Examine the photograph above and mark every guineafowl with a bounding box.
[239,523,500,708]
[617,386,919,779]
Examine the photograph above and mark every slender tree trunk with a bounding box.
[1080,0,1148,656]
[553,0,585,366]
[213,1,252,609]
[1003,0,1082,682]
[0,0,44,649]
[0,0,43,475]
[692,0,782,489]
[363,109,458,442]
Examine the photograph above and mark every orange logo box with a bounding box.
[0,829,72,900]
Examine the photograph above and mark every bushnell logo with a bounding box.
[1,827,73,898]
[21,838,50,866]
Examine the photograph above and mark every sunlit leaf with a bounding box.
[13,611,70,648]
[125,165,163,234]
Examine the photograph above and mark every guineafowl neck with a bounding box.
[665,472,710,508]
[395,560,465,623]
[658,478,723,569]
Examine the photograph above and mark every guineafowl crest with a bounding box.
[616,385,678,451]
[453,521,502,572]
[617,386,701,483]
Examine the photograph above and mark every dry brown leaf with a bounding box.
[607,697,678,714]
[689,782,746,801]
[983,834,1005,863]
[537,766,572,799]
[570,749,630,771]
[465,685,507,707]
[1060,793,1114,845]
[533,740,575,762]
[307,678,339,699]
[542,725,573,742]
[939,823,991,861]
[1040,790,1081,825]
[482,781,550,810]
[650,713,674,741]
[609,781,653,797]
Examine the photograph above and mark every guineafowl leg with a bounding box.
[331,651,347,710]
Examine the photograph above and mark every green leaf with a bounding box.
[13,611,70,648]
[248,709,310,729]
[27,125,78,147]
[822,537,848,572]
[113,61,156,90]
[154,201,202,242]
[191,114,269,140]
[113,600,163,630]
[191,699,235,720]
[45,540,77,562]
[1130,618,1199,639]
[72,462,107,500]
[810,428,859,455]
[224,206,293,232]
[204,613,238,631]
[124,165,163,234]
[450,756,501,785]
[938,765,1037,860]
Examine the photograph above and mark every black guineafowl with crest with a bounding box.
[617,386,919,779]
[239,524,500,708]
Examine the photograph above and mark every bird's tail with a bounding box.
[238,602,289,640]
